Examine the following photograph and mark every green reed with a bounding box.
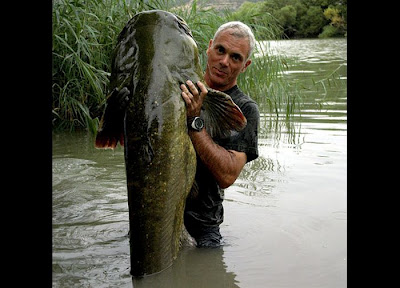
[52,0,298,133]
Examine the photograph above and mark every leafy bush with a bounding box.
[319,24,341,38]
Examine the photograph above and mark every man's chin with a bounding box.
[209,74,227,87]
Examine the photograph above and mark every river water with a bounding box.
[52,38,347,287]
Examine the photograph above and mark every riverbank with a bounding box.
[52,0,346,133]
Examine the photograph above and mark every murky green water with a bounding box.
[53,38,346,287]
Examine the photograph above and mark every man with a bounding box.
[180,21,260,247]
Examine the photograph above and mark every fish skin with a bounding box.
[95,10,246,277]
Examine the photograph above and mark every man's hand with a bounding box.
[180,80,207,117]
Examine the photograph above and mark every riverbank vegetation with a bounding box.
[232,0,347,39]
[53,0,343,132]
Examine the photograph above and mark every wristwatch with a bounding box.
[187,116,204,131]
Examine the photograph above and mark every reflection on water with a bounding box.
[132,247,239,288]
[53,38,346,287]
[260,38,347,64]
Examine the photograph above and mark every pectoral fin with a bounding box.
[202,88,247,139]
[95,87,130,149]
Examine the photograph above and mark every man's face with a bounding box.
[205,28,252,91]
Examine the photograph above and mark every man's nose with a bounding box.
[219,54,229,67]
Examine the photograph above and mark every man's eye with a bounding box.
[217,47,224,54]
[232,54,241,62]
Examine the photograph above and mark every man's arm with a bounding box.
[181,80,246,189]
[188,129,247,188]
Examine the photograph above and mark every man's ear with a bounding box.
[241,59,252,73]
[206,39,213,56]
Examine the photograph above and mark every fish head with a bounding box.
[125,10,202,83]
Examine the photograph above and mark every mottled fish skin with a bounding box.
[95,10,246,277]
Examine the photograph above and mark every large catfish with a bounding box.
[95,10,247,277]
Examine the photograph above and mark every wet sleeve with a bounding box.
[222,101,259,163]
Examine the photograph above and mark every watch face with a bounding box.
[194,117,204,130]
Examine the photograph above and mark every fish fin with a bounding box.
[95,87,130,149]
[202,88,247,139]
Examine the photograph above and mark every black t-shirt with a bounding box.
[184,85,259,240]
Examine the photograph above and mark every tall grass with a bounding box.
[52,0,297,133]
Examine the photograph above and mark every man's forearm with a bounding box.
[189,129,246,189]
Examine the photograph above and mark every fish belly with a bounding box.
[124,85,196,276]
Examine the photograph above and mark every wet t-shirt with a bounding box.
[184,85,259,246]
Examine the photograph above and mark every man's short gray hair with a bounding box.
[213,21,256,60]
